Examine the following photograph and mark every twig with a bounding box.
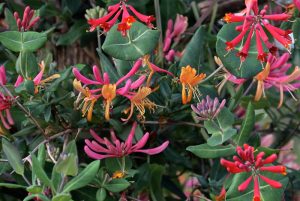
[142,120,203,128]
[154,0,164,66]
[0,84,48,140]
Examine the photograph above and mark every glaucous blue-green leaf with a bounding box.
[54,140,78,176]
[104,179,130,193]
[226,172,288,201]
[186,143,235,158]
[16,51,39,79]
[179,26,206,68]
[102,22,160,61]
[62,160,100,193]
[204,108,237,146]
[0,31,47,52]
[4,8,18,31]
[235,102,254,146]
[2,138,24,176]
[216,23,263,78]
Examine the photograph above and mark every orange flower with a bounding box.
[101,84,117,121]
[179,66,206,104]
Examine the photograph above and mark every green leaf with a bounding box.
[31,154,52,187]
[16,51,39,79]
[57,20,88,46]
[26,185,43,194]
[102,22,160,60]
[55,140,78,176]
[24,79,35,95]
[4,8,18,31]
[186,143,236,158]
[235,102,254,146]
[204,108,237,146]
[52,193,72,201]
[226,172,288,201]
[179,26,206,68]
[96,188,107,201]
[216,23,262,78]
[0,183,26,189]
[96,48,120,83]
[0,31,47,52]
[24,194,51,201]
[2,138,24,175]
[104,179,130,193]
[149,164,165,201]
[293,18,300,48]
[207,128,237,146]
[63,160,100,193]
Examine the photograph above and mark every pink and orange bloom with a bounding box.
[254,53,300,107]
[84,122,169,159]
[0,66,14,129]
[88,1,155,36]
[221,144,286,201]
[224,0,292,62]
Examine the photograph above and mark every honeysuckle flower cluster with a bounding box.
[163,14,188,62]
[84,122,169,160]
[73,58,173,121]
[223,0,292,63]
[221,144,286,201]
[254,53,300,108]
[191,95,226,121]
[179,65,206,104]
[88,0,155,36]
[13,6,40,31]
[0,66,14,130]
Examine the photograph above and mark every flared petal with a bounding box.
[135,141,169,155]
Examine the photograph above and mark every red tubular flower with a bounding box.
[236,27,254,61]
[84,122,169,159]
[13,6,39,31]
[88,1,155,36]
[222,0,292,62]
[220,144,286,201]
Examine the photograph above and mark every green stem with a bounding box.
[121,156,126,173]
[208,1,218,33]
[191,1,200,21]
[154,0,164,66]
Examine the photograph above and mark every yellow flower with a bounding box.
[112,170,125,179]
[123,87,157,121]
[180,65,206,104]
[73,79,97,121]
[101,84,117,121]
[254,62,271,102]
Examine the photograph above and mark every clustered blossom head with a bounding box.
[254,53,300,108]
[84,122,169,160]
[0,66,14,129]
[191,96,226,121]
[223,0,292,63]
[221,144,286,201]
[179,65,206,104]
[73,58,173,121]
[163,14,188,62]
[88,0,155,36]
[13,6,40,31]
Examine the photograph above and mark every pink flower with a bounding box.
[88,1,155,36]
[13,6,40,31]
[223,1,292,63]
[163,15,188,62]
[84,122,169,159]
[294,0,300,11]
[221,144,286,201]
[0,66,14,129]
[254,53,300,108]
[73,60,146,121]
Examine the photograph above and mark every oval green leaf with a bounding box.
[103,179,130,193]
[0,31,47,52]
[102,22,160,61]
[186,143,236,158]
[216,23,263,78]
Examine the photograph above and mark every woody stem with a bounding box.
[0,84,48,140]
